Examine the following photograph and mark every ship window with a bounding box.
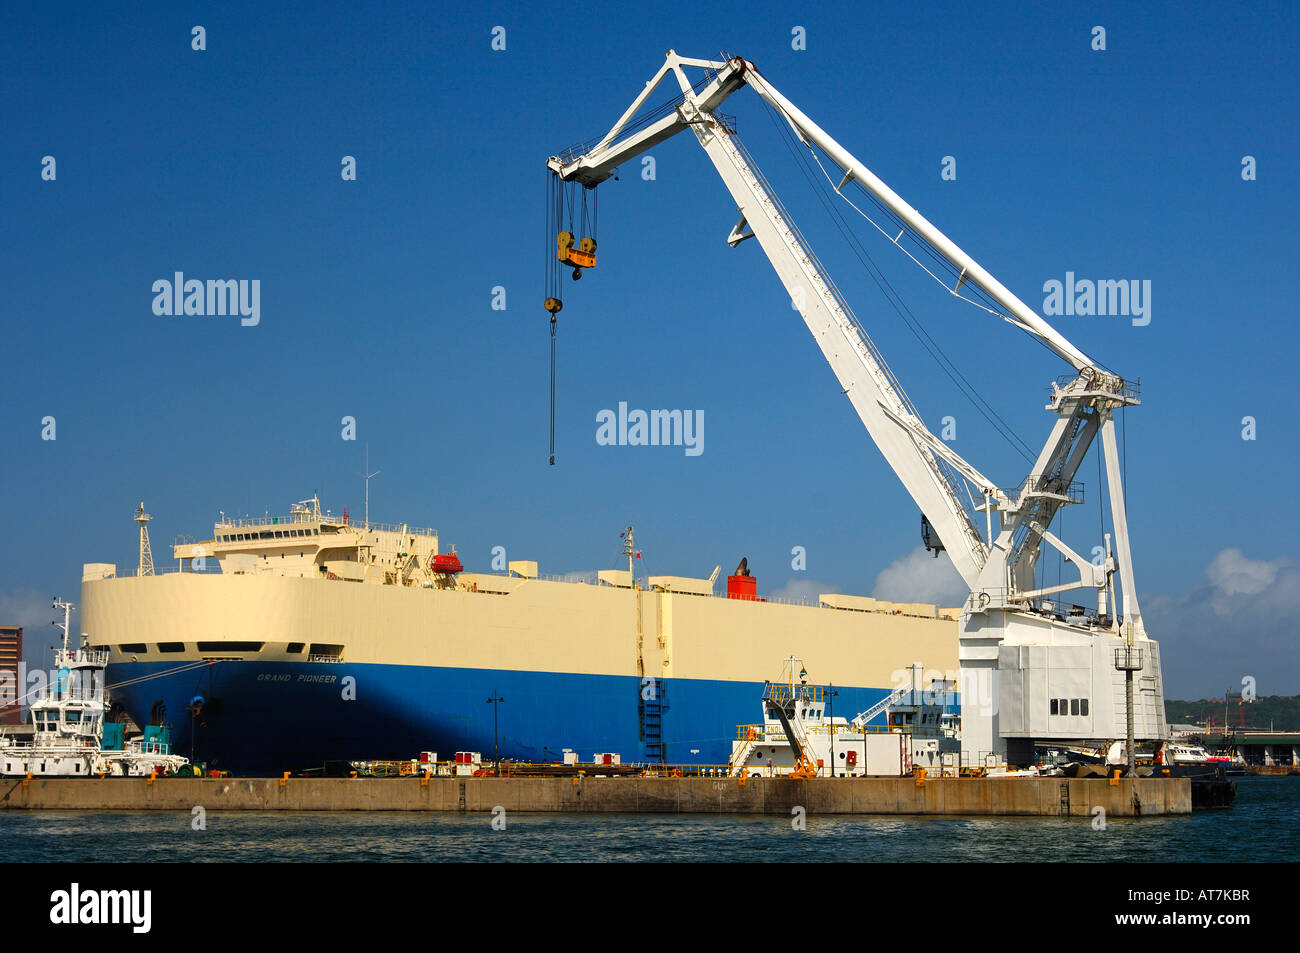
[1070,699,1079,716]
[287,642,305,654]
[1058,698,1067,714]
[158,642,185,653]
[275,531,282,538]
[1080,699,1089,716]
[196,641,264,653]
[309,643,344,658]
[120,643,146,654]
[1050,699,1058,715]
[66,710,81,723]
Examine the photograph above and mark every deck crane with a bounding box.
[547,52,1167,766]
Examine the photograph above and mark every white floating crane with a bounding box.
[548,51,1166,765]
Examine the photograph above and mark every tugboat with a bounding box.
[729,659,959,777]
[0,599,189,777]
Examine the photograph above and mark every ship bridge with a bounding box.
[169,495,440,584]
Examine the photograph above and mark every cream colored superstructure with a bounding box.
[80,499,960,690]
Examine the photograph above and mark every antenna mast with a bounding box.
[361,445,380,531]
[134,501,154,577]
[620,526,637,577]
[52,597,75,655]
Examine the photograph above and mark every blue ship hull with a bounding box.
[105,660,894,776]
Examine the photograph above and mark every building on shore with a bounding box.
[0,624,22,725]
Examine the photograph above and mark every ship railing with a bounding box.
[637,764,736,778]
[215,514,436,537]
[99,566,223,578]
[736,723,898,741]
[351,520,437,537]
[466,572,952,617]
[762,684,826,705]
[216,514,321,530]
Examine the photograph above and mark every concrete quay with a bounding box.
[0,775,1189,816]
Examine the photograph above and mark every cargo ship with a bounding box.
[81,496,960,775]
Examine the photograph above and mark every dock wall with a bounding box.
[0,776,1190,816]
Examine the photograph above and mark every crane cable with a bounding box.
[544,170,601,466]
[789,114,1127,382]
[545,171,563,465]
[763,104,1037,465]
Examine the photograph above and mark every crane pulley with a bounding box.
[557,231,597,280]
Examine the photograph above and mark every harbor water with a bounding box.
[1,778,1294,863]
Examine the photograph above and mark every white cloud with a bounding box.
[871,547,967,607]
[1203,549,1300,615]
[1147,548,1300,698]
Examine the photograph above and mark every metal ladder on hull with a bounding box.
[640,677,666,762]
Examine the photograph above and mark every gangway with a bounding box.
[851,687,910,731]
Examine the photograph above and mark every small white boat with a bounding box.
[1156,742,1215,766]
[0,599,189,777]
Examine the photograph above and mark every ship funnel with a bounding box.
[728,558,757,601]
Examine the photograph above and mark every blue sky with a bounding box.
[1,1,1296,699]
